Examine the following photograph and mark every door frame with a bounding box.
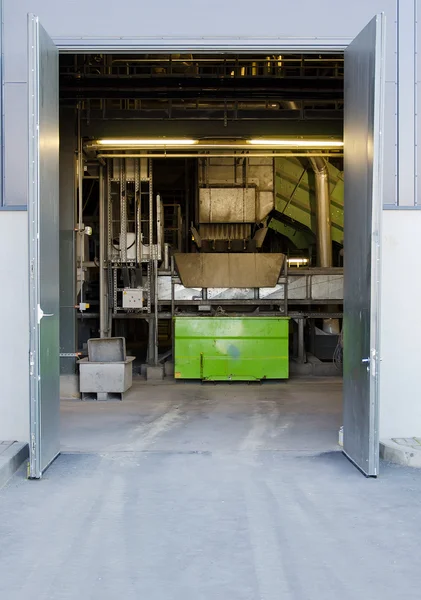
[29,24,384,473]
[54,37,351,53]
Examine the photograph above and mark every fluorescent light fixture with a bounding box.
[248,139,343,147]
[97,139,197,146]
[287,257,309,265]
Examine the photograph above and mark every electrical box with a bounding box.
[122,288,143,308]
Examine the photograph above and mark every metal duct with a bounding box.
[281,100,299,110]
[309,157,332,267]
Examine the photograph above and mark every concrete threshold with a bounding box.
[380,438,421,468]
[0,442,28,488]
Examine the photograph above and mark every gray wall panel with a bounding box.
[383,81,398,206]
[3,0,27,83]
[416,83,421,205]
[397,0,416,206]
[4,0,397,81]
[416,0,421,82]
[4,83,28,206]
[2,0,398,210]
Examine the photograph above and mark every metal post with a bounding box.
[148,159,153,249]
[171,255,175,320]
[77,104,85,305]
[164,243,169,271]
[99,166,108,338]
[147,317,155,365]
[283,258,288,315]
[135,158,141,263]
[309,157,332,268]
[170,255,175,365]
[156,194,162,261]
[154,258,159,365]
[184,158,189,252]
[298,317,306,364]
[120,158,127,263]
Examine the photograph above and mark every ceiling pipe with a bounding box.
[96,152,343,159]
[309,157,332,268]
[281,100,300,110]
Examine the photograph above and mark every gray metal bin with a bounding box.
[78,356,135,401]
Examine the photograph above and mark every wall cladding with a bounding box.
[2,0,399,207]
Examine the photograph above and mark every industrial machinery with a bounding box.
[68,52,345,378]
[76,144,343,380]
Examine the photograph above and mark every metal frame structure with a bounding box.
[81,135,345,366]
[60,53,344,124]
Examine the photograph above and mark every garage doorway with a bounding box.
[27,14,385,478]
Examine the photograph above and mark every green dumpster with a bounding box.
[174,316,289,381]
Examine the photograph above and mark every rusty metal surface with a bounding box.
[199,188,256,223]
[199,223,251,241]
[252,227,269,248]
[174,253,285,288]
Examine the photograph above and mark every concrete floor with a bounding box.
[1,379,421,599]
[61,378,343,455]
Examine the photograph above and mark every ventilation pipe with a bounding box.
[309,157,332,268]
[309,157,340,336]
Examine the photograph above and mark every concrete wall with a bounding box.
[0,212,29,441]
[380,210,421,438]
[0,0,419,442]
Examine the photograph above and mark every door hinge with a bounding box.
[371,348,377,378]
[30,259,35,279]
[31,434,36,455]
[29,351,34,376]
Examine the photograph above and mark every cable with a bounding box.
[83,180,96,211]
[333,328,343,370]
[111,240,136,252]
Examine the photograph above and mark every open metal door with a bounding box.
[343,14,385,476]
[28,14,60,478]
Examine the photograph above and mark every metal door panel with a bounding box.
[28,14,60,478]
[343,15,385,476]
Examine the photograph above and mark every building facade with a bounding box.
[0,0,419,443]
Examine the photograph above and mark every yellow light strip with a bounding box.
[287,257,309,265]
[97,139,198,146]
[248,139,343,147]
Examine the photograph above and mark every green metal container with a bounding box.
[174,316,289,381]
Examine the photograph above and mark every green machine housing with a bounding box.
[174,316,289,381]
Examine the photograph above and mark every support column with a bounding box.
[99,166,109,338]
[298,317,306,364]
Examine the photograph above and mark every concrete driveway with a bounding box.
[0,380,420,600]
